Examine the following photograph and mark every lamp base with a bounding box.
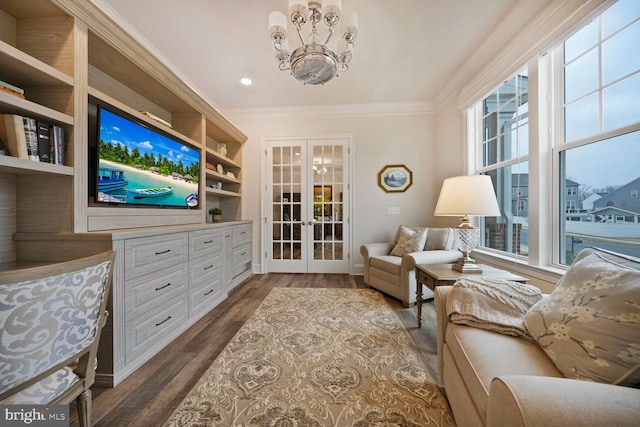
[452,260,483,274]
[453,221,482,274]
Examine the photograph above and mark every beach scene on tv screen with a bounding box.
[97,108,200,207]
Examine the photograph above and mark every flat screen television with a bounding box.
[90,103,200,209]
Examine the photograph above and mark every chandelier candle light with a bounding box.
[434,175,502,273]
[269,0,359,85]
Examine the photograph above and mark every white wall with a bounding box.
[432,94,467,228]
[227,109,444,274]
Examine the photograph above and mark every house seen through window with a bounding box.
[558,0,640,264]
[477,71,530,257]
[470,0,640,266]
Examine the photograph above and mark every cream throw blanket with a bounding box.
[446,276,542,341]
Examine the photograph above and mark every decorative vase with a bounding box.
[213,214,222,222]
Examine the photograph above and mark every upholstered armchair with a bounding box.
[361,226,462,306]
[0,251,115,427]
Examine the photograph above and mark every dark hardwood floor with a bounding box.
[70,274,441,426]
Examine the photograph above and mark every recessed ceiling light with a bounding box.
[239,77,253,86]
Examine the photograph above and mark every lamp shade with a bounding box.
[344,11,359,33]
[434,175,501,217]
[269,11,288,36]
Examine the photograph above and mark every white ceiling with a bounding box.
[97,0,519,111]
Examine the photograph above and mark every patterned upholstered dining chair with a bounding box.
[0,250,115,427]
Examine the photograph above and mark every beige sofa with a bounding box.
[435,247,640,426]
[360,226,461,306]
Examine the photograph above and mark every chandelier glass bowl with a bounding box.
[269,1,359,85]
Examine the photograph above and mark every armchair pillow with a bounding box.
[425,227,455,251]
[524,251,640,386]
[389,226,428,256]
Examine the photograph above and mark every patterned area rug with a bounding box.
[165,288,455,426]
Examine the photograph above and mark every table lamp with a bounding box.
[434,175,501,273]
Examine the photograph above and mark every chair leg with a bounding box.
[76,389,92,427]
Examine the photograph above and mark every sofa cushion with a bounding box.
[446,324,563,421]
[390,226,427,256]
[524,250,640,386]
[425,227,455,250]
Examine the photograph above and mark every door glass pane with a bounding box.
[293,243,301,260]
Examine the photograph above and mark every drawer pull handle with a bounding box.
[240,252,246,256]
[240,231,246,235]
[155,249,171,255]
[156,316,172,326]
[204,264,214,270]
[155,283,172,291]
[204,240,213,244]
[204,289,214,296]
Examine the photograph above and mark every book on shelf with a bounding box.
[51,125,65,165]
[0,79,25,99]
[36,121,51,163]
[23,117,39,162]
[140,110,172,128]
[0,79,24,95]
[0,86,25,99]
[0,114,29,159]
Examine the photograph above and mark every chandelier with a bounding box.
[269,1,359,85]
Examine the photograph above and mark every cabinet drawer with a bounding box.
[189,276,225,316]
[125,294,188,363]
[232,224,251,247]
[125,233,188,279]
[189,228,222,258]
[233,243,251,267]
[189,252,224,285]
[232,243,251,277]
[125,264,188,321]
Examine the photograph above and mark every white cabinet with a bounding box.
[86,221,252,387]
[228,223,252,291]
[188,228,226,318]
[123,234,190,363]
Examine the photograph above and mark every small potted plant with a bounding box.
[208,207,223,222]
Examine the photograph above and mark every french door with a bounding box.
[265,136,350,273]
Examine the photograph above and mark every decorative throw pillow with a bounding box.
[524,252,640,386]
[425,227,453,250]
[389,226,428,256]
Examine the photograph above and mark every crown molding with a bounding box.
[434,0,610,112]
[223,101,435,120]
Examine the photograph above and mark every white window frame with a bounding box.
[464,0,639,272]
[551,7,640,265]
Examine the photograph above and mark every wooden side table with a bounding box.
[415,263,528,327]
